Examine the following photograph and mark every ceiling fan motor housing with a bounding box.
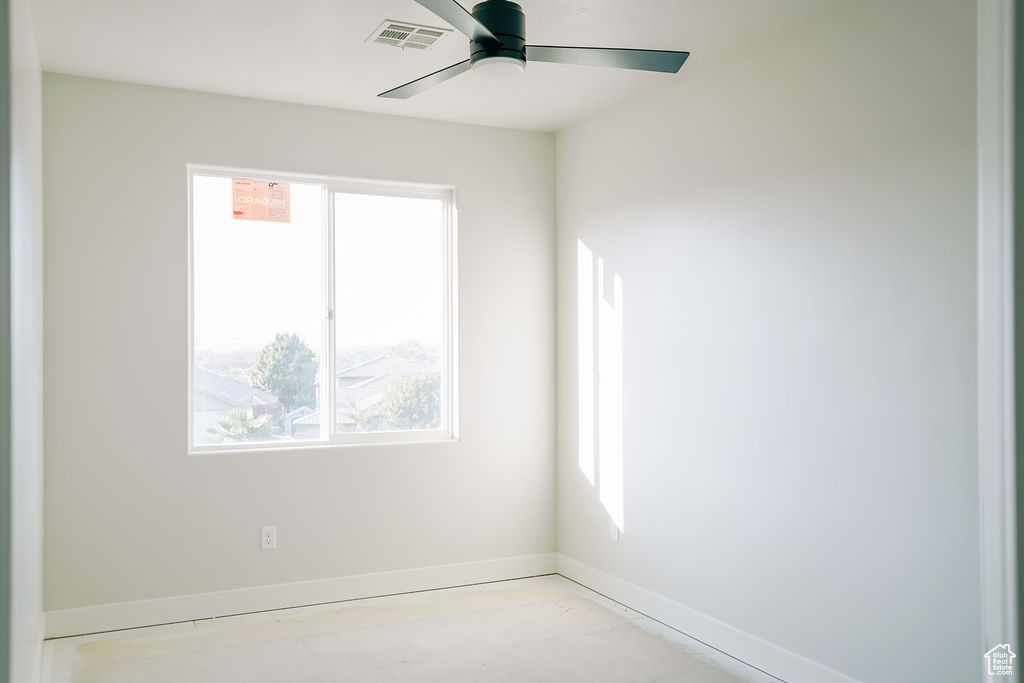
[470,0,526,67]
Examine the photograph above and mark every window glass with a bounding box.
[192,175,325,446]
[334,193,443,433]
[189,171,453,451]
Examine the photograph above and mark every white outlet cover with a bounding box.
[260,526,277,550]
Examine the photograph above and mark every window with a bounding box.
[189,167,456,452]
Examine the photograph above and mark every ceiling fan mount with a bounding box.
[467,1,526,75]
[378,0,690,99]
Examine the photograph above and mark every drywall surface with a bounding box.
[9,0,45,680]
[555,1,978,682]
[43,75,555,610]
[0,0,11,676]
[1016,0,1024,651]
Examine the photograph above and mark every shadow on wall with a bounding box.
[577,239,624,533]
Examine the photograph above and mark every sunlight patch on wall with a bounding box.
[577,238,625,532]
[598,257,624,532]
[577,240,596,486]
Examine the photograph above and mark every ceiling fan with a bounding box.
[379,0,689,98]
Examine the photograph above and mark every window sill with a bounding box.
[188,432,458,456]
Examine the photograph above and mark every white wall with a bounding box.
[555,1,978,682]
[9,0,45,680]
[43,76,555,612]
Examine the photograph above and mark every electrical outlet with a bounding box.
[260,526,276,550]
[610,521,619,542]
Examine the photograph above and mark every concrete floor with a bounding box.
[42,575,778,683]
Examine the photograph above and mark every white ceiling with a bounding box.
[31,0,829,131]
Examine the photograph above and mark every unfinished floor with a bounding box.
[42,575,778,683]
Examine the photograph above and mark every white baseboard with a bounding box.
[45,553,557,639]
[556,554,861,683]
[44,551,861,683]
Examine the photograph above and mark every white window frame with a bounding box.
[187,164,459,454]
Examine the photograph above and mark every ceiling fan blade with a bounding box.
[526,45,689,73]
[378,59,472,99]
[415,0,499,44]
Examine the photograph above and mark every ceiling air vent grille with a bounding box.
[367,20,452,50]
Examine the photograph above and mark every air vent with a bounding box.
[367,20,452,50]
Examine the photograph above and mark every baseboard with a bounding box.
[45,551,862,683]
[45,552,557,639]
[555,554,861,683]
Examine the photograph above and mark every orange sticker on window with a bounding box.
[232,179,290,222]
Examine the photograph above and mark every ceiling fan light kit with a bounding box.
[378,0,689,98]
[469,0,526,76]
[472,56,525,77]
